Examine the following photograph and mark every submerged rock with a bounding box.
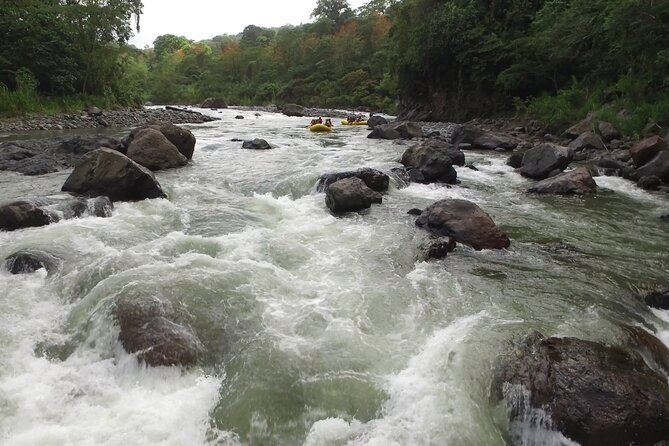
[317,168,389,192]
[5,250,60,274]
[61,148,166,202]
[640,287,669,310]
[242,138,272,150]
[0,201,54,231]
[415,199,510,250]
[420,237,456,261]
[325,177,382,213]
[116,295,202,367]
[527,167,597,195]
[495,333,669,446]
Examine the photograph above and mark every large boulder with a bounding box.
[200,97,228,108]
[116,295,202,367]
[128,123,196,160]
[324,177,382,213]
[5,250,60,275]
[452,124,519,151]
[282,104,305,117]
[61,148,166,202]
[495,333,669,446]
[0,201,53,231]
[367,124,401,140]
[415,199,510,250]
[393,122,424,139]
[598,121,621,141]
[367,115,388,128]
[317,168,389,192]
[400,140,461,184]
[126,128,188,171]
[506,144,532,168]
[630,151,669,182]
[527,167,597,195]
[567,131,606,151]
[520,143,573,179]
[630,135,667,167]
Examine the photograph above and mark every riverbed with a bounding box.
[0,108,668,445]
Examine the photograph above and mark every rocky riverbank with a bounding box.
[0,106,219,133]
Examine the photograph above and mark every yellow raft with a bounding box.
[309,123,333,132]
[340,120,368,126]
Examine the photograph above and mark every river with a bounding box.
[0,108,668,445]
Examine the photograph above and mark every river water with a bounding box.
[0,108,668,445]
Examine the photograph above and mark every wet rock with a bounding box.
[367,115,388,128]
[495,333,669,446]
[420,237,456,261]
[0,201,54,231]
[407,208,423,216]
[507,145,532,169]
[597,156,626,171]
[638,175,663,191]
[242,138,272,150]
[61,148,166,201]
[415,199,510,250]
[200,97,228,108]
[465,163,478,171]
[367,124,401,140]
[520,143,573,180]
[393,122,424,139]
[452,124,519,151]
[630,135,667,167]
[631,151,669,182]
[324,177,382,213]
[640,287,669,310]
[130,123,197,160]
[400,140,460,184]
[235,115,244,119]
[126,128,188,171]
[5,250,60,274]
[116,296,202,367]
[92,196,114,217]
[620,324,669,374]
[281,103,305,117]
[389,167,411,188]
[527,167,597,195]
[317,168,389,193]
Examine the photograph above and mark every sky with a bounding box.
[130,0,369,48]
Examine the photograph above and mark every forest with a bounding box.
[1,0,668,135]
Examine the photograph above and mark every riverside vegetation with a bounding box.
[1,0,668,138]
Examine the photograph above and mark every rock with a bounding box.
[568,131,606,151]
[631,151,669,182]
[638,175,663,190]
[235,115,244,119]
[598,121,621,141]
[200,97,228,108]
[527,167,597,195]
[630,135,668,167]
[0,201,54,231]
[390,167,411,188]
[640,287,669,310]
[137,123,197,160]
[126,128,188,171]
[465,163,478,171]
[563,111,596,139]
[452,124,519,151]
[420,237,456,261]
[507,145,532,169]
[367,115,388,128]
[620,324,669,374]
[242,138,272,150]
[407,208,423,216]
[324,177,382,213]
[281,104,305,117]
[393,122,424,139]
[597,157,626,170]
[116,295,202,367]
[400,140,460,184]
[61,148,166,202]
[520,143,573,180]
[415,199,510,250]
[495,333,669,446]
[85,106,103,117]
[92,196,114,217]
[317,168,389,193]
[367,124,401,140]
[5,250,60,274]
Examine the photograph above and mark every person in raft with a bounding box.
[325,118,333,127]
[310,118,318,125]
[317,117,323,124]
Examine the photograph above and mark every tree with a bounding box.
[153,34,191,60]
[311,0,353,28]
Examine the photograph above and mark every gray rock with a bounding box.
[61,148,166,202]
[568,131,606,151]
[563,112,596,139]
[127,123,197,160]
[420,237,456,261]
[0,201,54,231]
[200,97,228,108]
[520,143,573,180]
[638,175,663,191]
[324,177,382,213]
[242,138,272,150]
[5,250,60,275]
[630,135,667,167]
[452,124,519,151]
[317,168,389,192]
[631,151,669,182]
[126,128,188,171]
[367,124,401,140]
[527,167,597,195]
[367,115,388,128]
[401,140,460,184]
[282,104,305,117]
[598,121,621,141]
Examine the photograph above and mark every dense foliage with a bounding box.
[390,0,669,131]
[2,0,667,135]
[0,0,144,114]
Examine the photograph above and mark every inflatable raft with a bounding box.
[340,120,368,126]
[309,124,333,132]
